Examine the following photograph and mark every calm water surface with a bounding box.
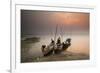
[21,34,89,57]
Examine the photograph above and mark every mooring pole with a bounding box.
[54,24,58,42]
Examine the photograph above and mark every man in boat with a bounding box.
[54,37,71,54]
[56,37,61,45]
[62,38,71,51]
[65,38,71,46]
[41,37,71,56]
[50,39,55,47]
[41,38,55,56]
[54,37,62,54]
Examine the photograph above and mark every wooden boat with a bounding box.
[41,24,72,56]
[54,38,71,54]
[41,45,54,56]
[41,38,71,56]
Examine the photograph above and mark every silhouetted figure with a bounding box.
[54,37,62,54]
[41,39,55,57]
[41,44,54,57]
[56,37,61,45]
[62,38,71,51]
[50,39,55,46]
[41,45,46,54]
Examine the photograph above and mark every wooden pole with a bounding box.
[54,24,58,42]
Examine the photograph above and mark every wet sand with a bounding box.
[21,51,89,63]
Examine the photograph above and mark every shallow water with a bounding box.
[21,34,89,58]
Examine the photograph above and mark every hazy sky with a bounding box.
[21,10,89,35]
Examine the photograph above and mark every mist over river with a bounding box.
[21,34,89,62]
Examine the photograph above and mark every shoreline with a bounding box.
[21,51,89,63]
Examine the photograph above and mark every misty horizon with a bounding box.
[21,10,89,36]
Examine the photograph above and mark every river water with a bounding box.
[21,34,89,58]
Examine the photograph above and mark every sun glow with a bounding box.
[52,12,89,27]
